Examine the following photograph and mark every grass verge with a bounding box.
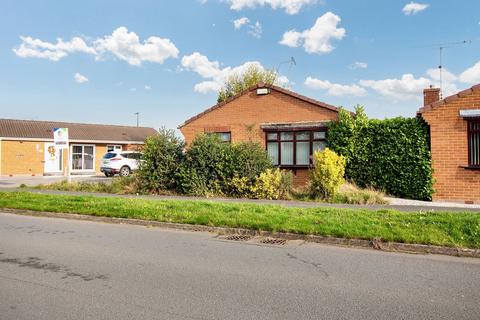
[1,191,479,248]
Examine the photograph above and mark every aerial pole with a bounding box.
[134,112,139,127]
[273,56,296,85]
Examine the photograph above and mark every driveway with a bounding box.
[0,175,111,188]
[0,211,479,320]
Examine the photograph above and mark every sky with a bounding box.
[0,0,479,130]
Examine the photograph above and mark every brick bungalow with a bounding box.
[418,84,480,203]
[0,119,157,176]
[178,83,340,185]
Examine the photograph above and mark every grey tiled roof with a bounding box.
[0,118,157,142]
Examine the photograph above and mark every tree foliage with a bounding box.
[327,106,434,200]
[137,128,184,193]
[217,64,277,103]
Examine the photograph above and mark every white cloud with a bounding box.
[305,77,366,96]
[233,17,250,29]
[459,61,480,84]
[74,72,89,84]
[181,52,288,94]
[13,36,95,61]
[144,85,151,90]
[359,74,431,100]
[94,27,179,66]
[349,62,368,70]
[402,2,430,15]
[248,21,263,38]
[279,12,346,54]
[233,18,262,38]
[226,0,320,15]
[13,27,179,66]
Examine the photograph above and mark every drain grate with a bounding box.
[224,234,252,241]
[259,238,287,245]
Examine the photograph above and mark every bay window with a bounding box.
[266,129,327,167]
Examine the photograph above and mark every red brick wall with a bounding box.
[420,87,480,203]
[179,89,339,186]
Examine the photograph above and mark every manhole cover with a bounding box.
[259,238,287,245]
[224,234,252,241]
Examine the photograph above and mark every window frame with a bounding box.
[207,131,232,143]
[70,144,96,172]
[265,127,327,168]
[107,145,122,152]
[467,119,480,168]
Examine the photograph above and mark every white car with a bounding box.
[100,151,143,177]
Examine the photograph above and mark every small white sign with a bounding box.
[53,128,69,149]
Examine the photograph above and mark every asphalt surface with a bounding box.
[0,212,479,320]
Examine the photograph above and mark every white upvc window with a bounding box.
[71,144,95,171]
[107,145,122,152]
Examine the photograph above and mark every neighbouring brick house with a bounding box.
[0,119,157,176]
[418,84,480,203]
[178,83,340,185]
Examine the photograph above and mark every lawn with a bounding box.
[1,191,479,248]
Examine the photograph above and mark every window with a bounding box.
[107,145,122,152]
[266,129,327,167]
[71,145,95,171]
[468,120,480,167]
[208,132,231,143]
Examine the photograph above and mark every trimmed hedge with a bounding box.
[327,106,434,200]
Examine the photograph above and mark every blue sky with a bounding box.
[1,0,479,130]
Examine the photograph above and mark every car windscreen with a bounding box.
[103,153,117,159]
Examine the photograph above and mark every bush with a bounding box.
[176,134,235,196]
[137,128,184,193]
[251,168,292,200]
[328,106,434,200]
[176,135,273,197]
[309,148,346,200]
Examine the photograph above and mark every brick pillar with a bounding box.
[423,87,440,106]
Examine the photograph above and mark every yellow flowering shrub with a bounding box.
[250,169,292,200]
[309,148,346,200]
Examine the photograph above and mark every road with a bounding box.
[0,175,111,188]
[0,212,479,320]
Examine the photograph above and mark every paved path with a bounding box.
[2,187,480,213]
[0,175,110,188]
[0,211,479,320]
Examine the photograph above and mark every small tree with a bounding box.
[217,64,278,103]
[309,148,346,200]
[137,128,184,193]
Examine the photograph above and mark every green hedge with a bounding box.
[327,106,434,200]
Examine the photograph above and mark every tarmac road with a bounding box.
[0,211,479,320]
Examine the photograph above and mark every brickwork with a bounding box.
[1,140,44,176]
[419,85,480,203]
[1,141,143,176]
[179,86,339,186]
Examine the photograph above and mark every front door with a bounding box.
[44,143,63,174]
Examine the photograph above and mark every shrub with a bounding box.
[176,135,274,197]
[176,134,235,196]
[250,168,293,200]
[309,148,346,200]
[231,142,273,180]
[137,128,184,193]
[328,106,434,200]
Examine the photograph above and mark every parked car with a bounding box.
[100,151,143,177]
